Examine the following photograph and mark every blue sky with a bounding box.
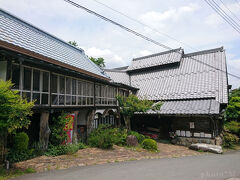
[0,0,240,88]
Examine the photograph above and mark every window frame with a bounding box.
[12,63,50,106]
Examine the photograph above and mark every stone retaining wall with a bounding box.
[176,137,216,146]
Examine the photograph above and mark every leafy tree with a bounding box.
[116,95,154,129]
[0,80,34,162]
[229,88,240,99]
[68,41,78,47]
[226,88,240,122]
[89,57,106,68]
[226,97,240,122]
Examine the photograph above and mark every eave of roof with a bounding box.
[135,99,220,115]
[127,48,183,72]
[184,47,224,57]
[132,48,183,61]
[0,39,111,81]
[113,82,139,91]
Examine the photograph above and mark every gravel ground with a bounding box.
[14,143,201,172]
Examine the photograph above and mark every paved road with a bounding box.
[15,151,240,180]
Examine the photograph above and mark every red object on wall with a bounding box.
[64,114,75,144]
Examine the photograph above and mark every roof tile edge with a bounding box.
[132,47,183,61]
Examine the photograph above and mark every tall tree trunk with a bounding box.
[39,111,50,151]
[123,115,131,130]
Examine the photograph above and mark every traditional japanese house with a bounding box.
[0,9,137,146]
[105,47,229,145]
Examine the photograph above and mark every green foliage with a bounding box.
[7,149,34,163]
[88,125,148,148]
[0,167,36,180]
[7,132,34,163]
[229,88,240,99]
[224,121,240,137]
[64,144,79,155]
[152,102,163,111]
[141,139,158,151]
[88,124,115,149]
[223,132,239,148]
[112,128,128,146]
[49,112,69,146]
[45,143,86,157]
[31,142,45,156]
[89,57,106,68]
[68,41,78,47]
[117,94,154,118]
[78,142,87,149]
[13,132,29,151]
[128,131,146,144]
[45,144,68,156]
[226,97,240,122]
[23,168,36,174]
[0,80,34,133]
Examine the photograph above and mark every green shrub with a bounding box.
[45,144,67,156]
[223,132,239,148]
[112,128,128,146]
[45,143,87,156]
[7,149,34,163]
[6,132,35,163]
[225,121,240,137]
[49,113,69,146]
[128,131,146,143]
[31,142,45,156]
[14,132,29,151]
[65,144,79,155]
[141,139,158,151]
[226,97,240,122]
[88,124,115,149]
[78,142,87,149]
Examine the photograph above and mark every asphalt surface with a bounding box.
[15,151,240,180]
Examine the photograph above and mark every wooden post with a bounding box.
[72,110,79,144]
[6,58,12,81]
[39,111,50,150]
[124,115,131,130]
[86,109,96,135]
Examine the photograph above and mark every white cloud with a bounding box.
[227,59,240,89]
[139,50,153,56]
[205,14,223,26]
[84,47,126,68]
[84,47,112,57]
[139,3,199,28]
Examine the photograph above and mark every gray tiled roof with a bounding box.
[127,48,183,71]
[105,69,130,86]
[131,47,228,104]
[0,9,108,79]
[135,99,220,115]
[107,47,228,116]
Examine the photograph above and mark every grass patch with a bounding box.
[0,166,36,180]
[224,143,240,151]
